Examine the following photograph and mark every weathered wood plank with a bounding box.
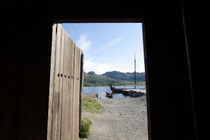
[60,26,67,140]
[56,23,66,140]
[69,35,76,140]
[79,53,84,132]
[65,35,72,140]
[47,23,83,140]
[69,39,75,140]
[47,24,57,140]
[62,31,70,140]
[77,47,81,138]
[62,30,75,140]
[73,46,77,140]
[52,23,62,140]
[74,46,82,140]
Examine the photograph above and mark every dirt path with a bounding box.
[82,96,148,140]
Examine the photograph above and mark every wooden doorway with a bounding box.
[47,24,83,140]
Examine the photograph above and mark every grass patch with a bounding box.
[79,117,92,139]
[82,97,102,113]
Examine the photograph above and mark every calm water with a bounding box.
[82,85,146,99]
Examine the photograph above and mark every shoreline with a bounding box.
[84,82,145,87]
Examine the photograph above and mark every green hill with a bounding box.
[84,71,145,86]
[103,71,145,82]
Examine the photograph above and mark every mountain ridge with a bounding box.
[84,71,145,86]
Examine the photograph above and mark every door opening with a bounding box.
[47,22,149,140]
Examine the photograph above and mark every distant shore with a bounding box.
[84,82,145,87]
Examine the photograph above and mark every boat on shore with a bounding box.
[106,92,113,98]
[109,84,124,93]
[108,55,146,98]
[109,84,146,97]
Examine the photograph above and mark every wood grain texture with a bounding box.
[47,23,83,140]
[47,24,57,140]
[73,46,81,140]
[52,23,62,140]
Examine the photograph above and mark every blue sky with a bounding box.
[62,23,145,74]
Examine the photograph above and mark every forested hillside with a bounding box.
[84,71,145,86]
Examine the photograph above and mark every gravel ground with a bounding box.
[82,95,148,140]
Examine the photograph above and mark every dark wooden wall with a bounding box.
[0,4,52,140]
[0,1,208,140]
[181,3,209,140]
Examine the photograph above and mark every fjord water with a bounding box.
[82,85,146,99]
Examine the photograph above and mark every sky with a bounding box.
[62,23,145,75]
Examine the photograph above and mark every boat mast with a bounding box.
[134,53,136,89]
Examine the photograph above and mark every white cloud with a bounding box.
[95,63,118,74]
[137,63,145,72]
[77,34,122,74]
[91,35,126,55]
[77,33,144,74]
[102,35,125,48]
[84,58,95,72]
[76,33,91,54]
[84,58,145,74]
[84,58,118,75]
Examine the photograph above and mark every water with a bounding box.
[82,85,146,99]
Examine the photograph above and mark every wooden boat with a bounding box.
[106,92,113,98]
[109,84,123,93]
[110,84,146,98]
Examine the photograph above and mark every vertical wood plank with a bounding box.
[73,46,81,140]
[70,40,75,140]
[62,31,69,140]
[47,23,83,140]
[61,30,75,140]
[52,23,62,140]
[47,24,57,140]
[74,47,78,140]
[60,26,67,140]
[77,49,82,139]
[64,35,71,140]
[59,23,66,140]
[72,45,76,140]
[68,36,75,140]
[79,52,84,132]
